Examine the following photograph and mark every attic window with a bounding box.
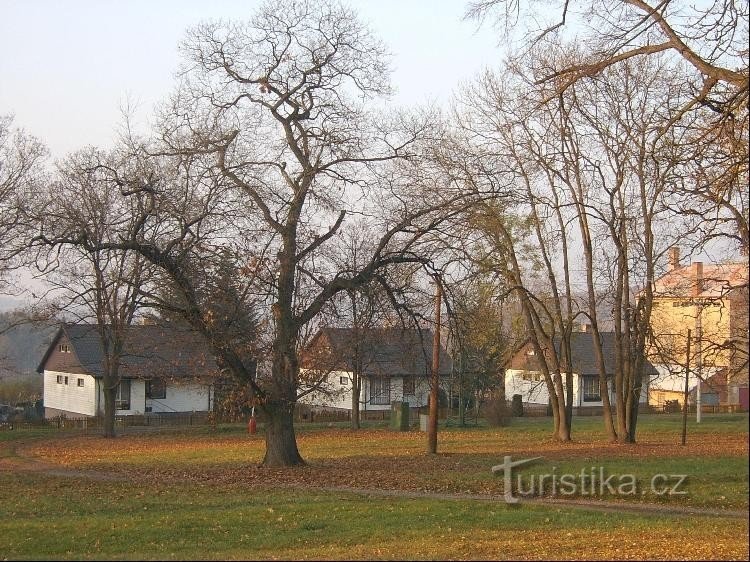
[59,344,71,353]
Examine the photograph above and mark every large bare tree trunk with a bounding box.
[263,401,304,467]
[554,374,571,441]
[351,374,361,430]
[102,384,117,439]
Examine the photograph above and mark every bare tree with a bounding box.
[46,2,475,466]
[0,115,47,290]
[512,48,698,441]
[33,149,149,437]
[450,38,703,442]
[326,226,394,429]
[467,0,749,254]
[447,75,581,442]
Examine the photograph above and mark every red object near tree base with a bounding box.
[248,416,257,435]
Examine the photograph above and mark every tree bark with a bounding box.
[102,384,117,439]
[351,374,361,430]
[262,401,304,467]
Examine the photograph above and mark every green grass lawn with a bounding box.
[0,414,747,559]
[0,472,747,560]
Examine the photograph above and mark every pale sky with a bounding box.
[0,0,503,159]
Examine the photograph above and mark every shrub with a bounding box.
[511,394,524,417]
[485,395,511,427]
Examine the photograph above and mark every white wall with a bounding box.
[299,369,438,411]
[46,372,212,417]
[505,369,555,405]
[146,383,210,413]
[505,369,650,408]
[97,379,146,415]
[298,370,360,409]
[96,380,211,415]
[43,370,97,417]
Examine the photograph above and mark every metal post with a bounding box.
[681,329,691,446]
[428,278,442,454]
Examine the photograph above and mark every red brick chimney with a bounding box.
[693,262,703,297]
[669,247,681,271]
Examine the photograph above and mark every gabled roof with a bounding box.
[509,332,659,377]
[37,323,220,380]
[653,261,748,299]
[302,327,452,377]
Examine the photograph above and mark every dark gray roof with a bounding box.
[303,327,452,377]
[38,323,220,379]
[556,332,659,376]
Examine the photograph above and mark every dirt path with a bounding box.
[2,439,746,520]
[302,484,748,519]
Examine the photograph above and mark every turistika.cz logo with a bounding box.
[491,456,688,504]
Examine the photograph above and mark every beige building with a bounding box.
[647,248,748,409]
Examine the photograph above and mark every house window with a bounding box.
[339,376,349,385]
[370,377,391,405]
[116,380,131,410]
[56,375,65,384]
[582,375,601,402]
[59,344,71,353]
[403,376,415,395]
[145,378,166,400]
[77,378,85,387]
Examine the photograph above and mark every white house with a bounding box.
[38,324,219,418]
[505,331,658,414]
[299,327,452,411]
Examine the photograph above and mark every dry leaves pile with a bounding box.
[19,427,748,503]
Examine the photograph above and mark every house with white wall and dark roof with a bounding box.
[299,327,452,411]
[37,324,221,419]
[504,330,659,415]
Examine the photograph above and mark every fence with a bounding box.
[1,402,745,434]
[0,411,212,433]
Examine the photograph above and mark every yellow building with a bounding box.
[648,248,749,409]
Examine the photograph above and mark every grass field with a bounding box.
[0,414,747,560]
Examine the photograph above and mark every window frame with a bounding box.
[402,376,415,395]
[582,375,601,402]
[115,380,131,410]
[370,377,391,405]
[77,378,85,388]
[339,376,349,386]
[145,378,166,400]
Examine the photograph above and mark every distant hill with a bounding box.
[0,313,57,377]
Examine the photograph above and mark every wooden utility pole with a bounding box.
[427,279,442,454]
[681,329,691,446]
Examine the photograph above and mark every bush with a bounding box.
[664,399,681,414]
[485,395,511,427]
[0,376,42,407]
[511,394,524,417]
